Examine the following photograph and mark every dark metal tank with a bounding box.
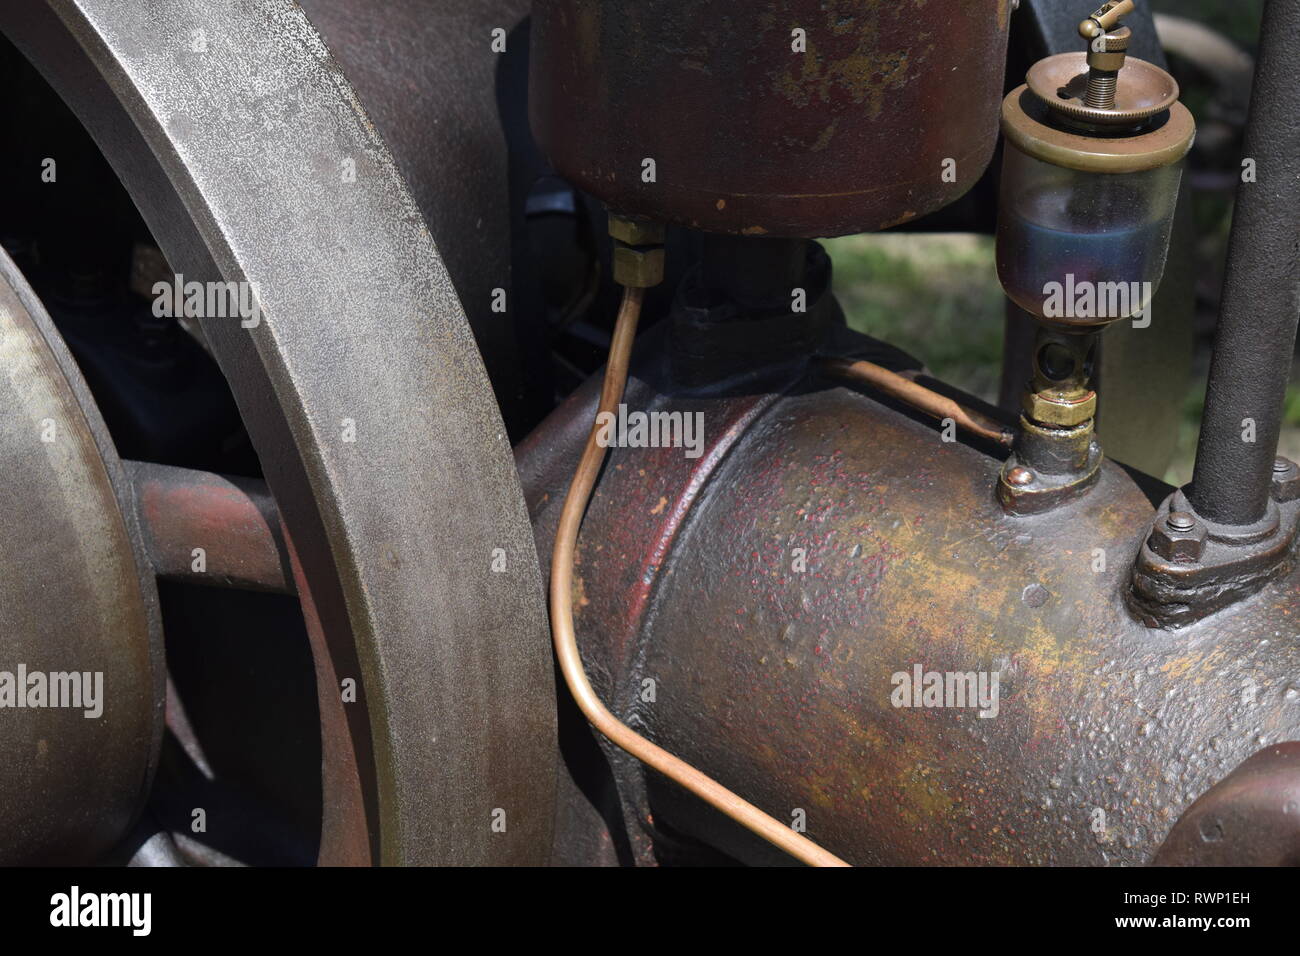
[529,0,1014,236]
[520,357,1300,865]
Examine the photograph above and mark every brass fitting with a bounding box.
[1008,0,1189,148]
[1077,0,1135,40]
[1086,25,1129,73]
[609,212,666,288]
[998,326,1103,513]
[608,215,665,247]
[1079,1,1132,112]
[1023,387,1097,428]
[611,246,665,288]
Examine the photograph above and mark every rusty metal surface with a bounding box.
[0,0,556,864]
[522,360,1300,865]
[529,0,1013,237]
[0,245,163,864]
[126,461,292,595]
[1154,742,1300,866]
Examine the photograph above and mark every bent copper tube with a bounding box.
[820,357,1014,448]
[549,286,849,867]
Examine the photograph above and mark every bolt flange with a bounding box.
[1130,488,1300,628]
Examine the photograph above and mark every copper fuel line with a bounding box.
[819,357,1015,448]
[548,283,850,868]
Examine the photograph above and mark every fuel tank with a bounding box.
[528,0,1013,237]
[519,351,1300,865]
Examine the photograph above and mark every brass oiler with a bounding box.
[995,0,1195,513]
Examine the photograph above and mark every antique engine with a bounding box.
[0,0,1297,869]
[521,0,1300,867]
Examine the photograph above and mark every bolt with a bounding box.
[1149,509,1207,564]
[1007,466,1034,487]
[1272,457,1300,503]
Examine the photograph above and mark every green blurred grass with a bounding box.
[826,234,1005,402]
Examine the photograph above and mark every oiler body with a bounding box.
[520,351,1300,865]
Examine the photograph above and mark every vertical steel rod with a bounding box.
[1189,0,1300,525]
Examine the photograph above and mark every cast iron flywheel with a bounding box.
[0,0,556,865]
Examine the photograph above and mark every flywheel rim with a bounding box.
[0,0,557,865]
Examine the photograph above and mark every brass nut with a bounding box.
[608,214,665,247]
[612,244,665,288]
[1023,388,1096,427]
[1148,513,1207,564]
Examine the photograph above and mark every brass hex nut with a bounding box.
[1148,512,1207,564]
[1023,388,1097,428]
[608,215,665,247]
[612,243,665,288]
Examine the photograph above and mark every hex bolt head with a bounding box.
[1272,457,1300,503]
[612,244,666,288]
[608,215,666,247]
[1149,511,1207,564]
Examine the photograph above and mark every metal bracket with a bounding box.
[997,433,1103,515]
[1129,457,1300,628]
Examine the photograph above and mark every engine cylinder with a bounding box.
[522,365,1300,864]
